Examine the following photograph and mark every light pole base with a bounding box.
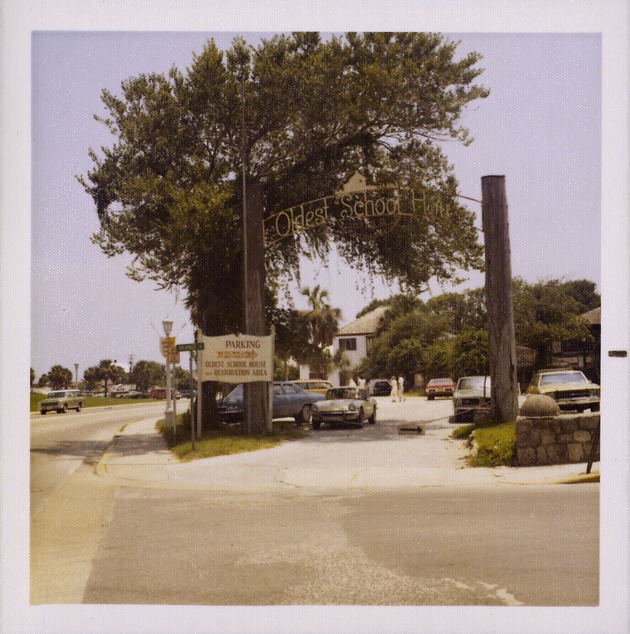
[165,410,176,426]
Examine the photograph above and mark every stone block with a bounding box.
[567,443,584,462]
[573,430,592,443]
[530,428,542,447]
[545,445,560,464]
[559,433,574,444]
[516,418,532,433]
[517,447,536,466]
[560,418,578,434]
[536,446,549,464]
[541,429,556,445]
[578,415,599,430]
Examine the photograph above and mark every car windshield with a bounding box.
[328,388,361,400]
[457,377,490,390]
[430,379,452,385]
[47,391,65,398]
[539,371,587,385]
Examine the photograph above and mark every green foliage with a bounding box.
[83,360,127,396]
[513,278,594,369]
[30,393,46,411]
[451,327,489,377]
[48,365,73,389]
[130,360,165,392]
[450,423,476,439]
[357,276,596,384]
[300,285,342,348]
[471,421,516,467]
[80,32,488,336]
[560,279,600,313]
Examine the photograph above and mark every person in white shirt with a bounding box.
[389,376,398,402]
[397,375,405,402]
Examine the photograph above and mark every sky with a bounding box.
[27,29,603,380]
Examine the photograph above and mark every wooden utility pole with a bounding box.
[242,183,271,434]
[481,176,519,423]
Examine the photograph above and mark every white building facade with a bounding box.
[328,306,388,386]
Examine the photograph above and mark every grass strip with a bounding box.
[157,412,307,462]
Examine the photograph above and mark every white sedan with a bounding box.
[311,386,377,429]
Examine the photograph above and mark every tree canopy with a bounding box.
[354,278,599,385]
[80,32,488,336]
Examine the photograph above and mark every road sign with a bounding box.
[198,333,274,383]
[176,342,205,352]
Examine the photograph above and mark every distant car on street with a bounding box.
[149,387,181,399]
[368,379,392,396]
[311,386,377,429]
[425,378,456,400]
[526,369,600,413]
[40,389,83,414]
[217,381,325,425]
[452,376,491,423]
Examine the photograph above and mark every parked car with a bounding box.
[149,387,181,399]
[368,379,392,396]
[526,369,600,412]
[311,386,377,429]
[452,376,491,423]
[293,379,334,395]
[217,381,326,425]
[40,389,83,414]
[425,378,456,400]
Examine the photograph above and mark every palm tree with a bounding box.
[299,285,342,348]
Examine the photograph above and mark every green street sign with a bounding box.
[176,342,205,352]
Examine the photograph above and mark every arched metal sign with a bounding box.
[264,171,471,247]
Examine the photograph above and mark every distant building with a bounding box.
[328,306,388,386]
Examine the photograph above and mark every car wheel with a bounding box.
[41,411,47,415]
[368,409,376,425]
[76,403,82,412]
[590,403,600,413]
[356,408,365,427]
[312,420,321,430]
[295,404,312,425]
[428,395,435,401]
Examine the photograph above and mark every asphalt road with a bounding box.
[30,401,171,516]
[82,485,598,607]
[30,395,599,613]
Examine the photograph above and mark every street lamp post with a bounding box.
[74,363,79,390]
[162,318,175,427]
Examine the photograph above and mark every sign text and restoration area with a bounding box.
[198,333,274,383]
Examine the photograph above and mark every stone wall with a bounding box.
[515,413,600,466]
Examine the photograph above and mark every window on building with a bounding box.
[339,338,357,351]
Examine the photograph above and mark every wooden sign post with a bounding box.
[482,175,519,423]
[243,183,272,434]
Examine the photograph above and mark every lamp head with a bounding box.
[162,318,174,336]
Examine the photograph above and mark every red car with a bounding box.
[425,378,455,400]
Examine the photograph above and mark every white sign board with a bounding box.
[198,333,274,383]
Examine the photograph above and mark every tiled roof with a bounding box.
[581,307,601,325]
[335,305,389,337]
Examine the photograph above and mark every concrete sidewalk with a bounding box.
[96,416,600,491]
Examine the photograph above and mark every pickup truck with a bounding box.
[40,389,83,414]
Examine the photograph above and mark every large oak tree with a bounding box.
[80,32,488,428]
